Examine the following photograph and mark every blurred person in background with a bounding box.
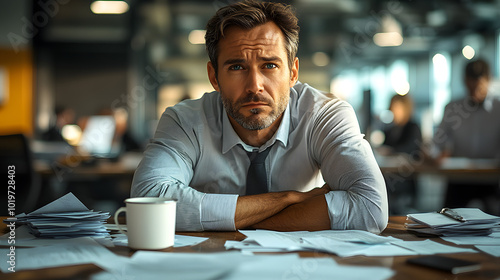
[41,105,75,143]
[382,94,422,155]
[434,58,500,214]
[381,94,422,214]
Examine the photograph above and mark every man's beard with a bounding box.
[221,91,289,131]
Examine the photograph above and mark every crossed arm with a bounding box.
[234,184,331,231]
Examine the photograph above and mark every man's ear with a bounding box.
[289,57,299,87]
[207,61,220,91]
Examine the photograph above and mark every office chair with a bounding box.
[0,134,41,215]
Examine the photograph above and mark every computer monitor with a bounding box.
[78,115,116,157]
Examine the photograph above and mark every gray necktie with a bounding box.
[245,148,271,195]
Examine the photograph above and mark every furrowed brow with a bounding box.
[260,56,283,63]
[222,58,246,67]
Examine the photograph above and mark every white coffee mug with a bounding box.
[114,197,176,250]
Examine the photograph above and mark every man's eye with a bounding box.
[264,63,277,69]
[229,65,243,70]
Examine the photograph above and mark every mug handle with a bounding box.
[114,207,128,236]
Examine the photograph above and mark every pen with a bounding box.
[439,208,466,222]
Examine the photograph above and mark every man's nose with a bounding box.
[245,68,264,94]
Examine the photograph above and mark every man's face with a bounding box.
[208,22,298,131]
[466,76,489,103]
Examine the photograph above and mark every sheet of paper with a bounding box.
[302,237,415,257]
[92,251,248,280]
[0,225,113,247]
[0,237,123,272]
[442,234,500,245]
[29,192,88,214]
[475,245,500,257]
[239,230,304,250]
[392,239,477,254]
[299,229,401,244]
[173,235,209,247]
[111,233,208,247]
[225,254,394,280]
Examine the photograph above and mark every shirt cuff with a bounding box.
[324,191,345,230]
[200,193,238,231]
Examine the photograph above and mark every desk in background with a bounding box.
[377,155,500,179]
[33,152,142,213]
[377,155,500,214]
[1,216,499,280]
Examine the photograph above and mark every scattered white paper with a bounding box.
[302,237,416,257]
[0,238,124,273]
[174,235,209,247]
[237,229,408,256]
[239,230,304,250]
[92,251,247,280]
[442,234,500,245]
[225,254,394,280]
[111,233,208,248]
[299,230,401,244]
[475,245,500,257]
[92,251,394,280]
[392,239,477,254]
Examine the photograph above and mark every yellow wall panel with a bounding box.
[0,48,33,136]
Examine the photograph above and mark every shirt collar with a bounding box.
[221,94,291,154]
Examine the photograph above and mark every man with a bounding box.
[132,0,388,232]
[434,59,500,214]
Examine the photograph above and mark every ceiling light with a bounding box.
[188,30,206,45]
[312,52,329,67]
[62,124,82,146]
[373,15,403,47]
[91,1,129,14]
[373,32,403,47]
[432,53,447,66]
[462,45,475,60]
[393,81,410,95]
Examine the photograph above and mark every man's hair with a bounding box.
[465,59,490,80]
[205,0,299,75]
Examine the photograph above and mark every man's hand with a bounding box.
[234,184,330,230]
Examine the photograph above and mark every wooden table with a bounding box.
[1,216,499,280]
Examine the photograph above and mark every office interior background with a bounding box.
[1,0,499,215]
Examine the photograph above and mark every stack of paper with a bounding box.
[5,193,110,238]
[406,208,500,236]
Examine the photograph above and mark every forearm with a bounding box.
[250,194,330,231]
[234,191,298,229]
[234,185,330,229]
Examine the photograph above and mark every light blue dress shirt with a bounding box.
[131,82,388,233]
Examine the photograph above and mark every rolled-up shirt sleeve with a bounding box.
[201,194,238,231]
[311,99,388,233]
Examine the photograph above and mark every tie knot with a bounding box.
[247,148,271,164]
